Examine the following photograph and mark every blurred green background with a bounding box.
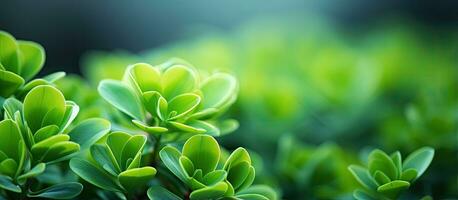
[1,1,457,199]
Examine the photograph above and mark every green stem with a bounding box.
[151,135,162,167]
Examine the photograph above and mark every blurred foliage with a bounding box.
[54,18,458,199]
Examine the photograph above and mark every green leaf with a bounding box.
[132,120,168,135]
[234,194,269,200]
[348,165,378,190]
[42,71,66,83]
[403,147,434,180]
[0,158,17,177]
[189,181,227,200]
[0,31,20,73]
[124,63,161,94]
[23,85,66,133]
[120,135,146,169]
[142,91,162,118]
[0,174,21,193]
[31,134,70,158]
[168,93,201,120]
[17,41,45,81]
[373,170,391,185]
[179,156,195,177]
[69,158,122,192]
[200,73,237,110]
[118,167,156,193]
[353,189,378,200]
[161,65,198,99]
[238,185,277,200]
[377,180,410,199]
[224,148,251,170]
[41,141,80,163]
[34,125,60,143]
[27,182,83,199]
[147,186,181,200]
[0,119,25,174]
[58,101,79,132]
[235,166,255,192]
[90,144,121,175]
[168,121,206,134]
[182,134,220,175]
[17,163,46,183]
[368,149,398,180]
[226,161,251,190]
[188,120,220,136]
[400,168,418,182]
[159,146,188,182]
[98,80,145,120]
[0,70,24,98]
[106,131,132,167]
[2,97,22,119]
[68,118,111,151]
[202,170,226,186]
[390,151,402,177]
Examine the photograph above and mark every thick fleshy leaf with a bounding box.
[58,101,79,132]
[0,158,17,177]
[17,163,46,183]
[237,185,277,200]
[106,131,132,166]
[226,161,250,190]
[120,135,146,169]
[377,180,410,199]
[368,149,398,180]
[0,175,21,193]
[168,121,206,134]
[348,165,379,190]
[189,181,227,200]
[125,63,161,94]
[132,120,168,135]
[400,168,418,182]
[0,70,24,97]
[161,65,198,99]
[0,119,23,163]
[142,91,162,117]
[224,148,251,170]
[403,147,434,180]
[2,97,22,119]
[236,166,255,192]
[17,41,45,81]
[69,158,122,192]
[98,80,145,120]
[147,186,181,200]
[234,194,269,200]
[23,85,66,133]
[202,170,227,186]
[41,141,80,163]
[31,134,70,158]
[218,119,239,135]
[42,72,66,83]
[168,93,201,120]
[179,156,194,177]
[353,189,378,200]
[34,125,60,143]
[390,151,402,176]
[27,182,83,199]
[68,118,111,151]
[0,31,20,73]
[90,144,121,175]
[188,120,220,136]
[373,170,391,185]
[200,73,237,110]
[15,78,48,99]
[182,135,220,175]
[118,167,156,192]
[159,146,188,182]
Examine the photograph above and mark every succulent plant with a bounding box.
[98,62,238,139]
[348,147,434,200]
[158,134,276,200]
[69,131,156,199]
[0,85,111,199]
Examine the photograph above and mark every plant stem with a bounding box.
[151,135,162,167]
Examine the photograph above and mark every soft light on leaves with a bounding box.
[69,158,121,192]
[118,167,156,193]
[182,135,220,175]
[17,41,45,81]
[402,147,434,180]
[98,80,145,120]
[68,118,111,151]
[27,182,83,199]
[0,175,21,193]
[147,186,181,200]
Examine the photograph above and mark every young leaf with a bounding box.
[189,181,227,200]
[23,85,66,133]
[0,70,24,98]
[348,165,379,190]
[0,31,20,73]
[237,185,277,200]
[124,63,161,94]
[118,167,157,193]
[27,182,83,199]
[377,180,410,199]
[168,93,201,120]
[17,163,46,183]
[17,41,45,81]
[68,118,111,151]
[161,65,198,99]
[368,149,398,180]
[0,175,21,193]
[160,146,189,182]
[199,73,237,110]
[182,135,221,175]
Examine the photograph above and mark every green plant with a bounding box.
[0,85,110,199]
[98,62,238,139]
[157,134,276,200]
[348,147,434,200]
[69,131,156,199]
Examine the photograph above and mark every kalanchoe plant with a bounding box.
[0,85,111,199]
[157,134,276,200]
[98,62,239,139]
[69,131,157,199]
[348,147,434,200]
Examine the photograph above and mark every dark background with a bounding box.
[1,0,457,75]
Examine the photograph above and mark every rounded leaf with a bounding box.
[182,135,220,175]
[98,80,145,120]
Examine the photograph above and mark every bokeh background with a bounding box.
[1,1,457,199]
